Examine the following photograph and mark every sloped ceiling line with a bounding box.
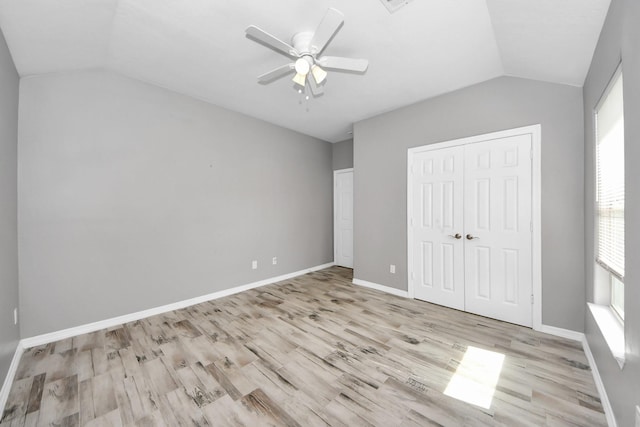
[0,0,610,142]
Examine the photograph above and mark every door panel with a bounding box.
[463,134,532,326]
[335,170,353,268]
[473,245,491,299]
[475,179,491,230]
[412,147,465,310]
[421,183,433,228]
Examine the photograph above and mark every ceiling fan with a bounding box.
[245,8,369,96]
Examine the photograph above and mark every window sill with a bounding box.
[588,303,625,369]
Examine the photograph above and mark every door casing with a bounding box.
[407,125,542,330]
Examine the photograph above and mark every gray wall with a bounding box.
[354,76,585,331]
[18,70,333,337]
[583,0,640,424]
[0,29,19,385]
[332,139,353,170]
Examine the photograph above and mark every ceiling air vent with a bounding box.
[380,0,414,13]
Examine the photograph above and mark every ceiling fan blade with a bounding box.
[309,8,344,56]
[246,25,299,58]
[307,74,324,96]
[257,63,295,83]
[318,56,368,73]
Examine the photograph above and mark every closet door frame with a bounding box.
[407,124,542,330]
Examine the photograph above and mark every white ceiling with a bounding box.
[0,0,610,142]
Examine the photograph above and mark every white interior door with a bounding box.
[463,135,532,326]
[334,169,353,268]
[411,147,465,310]
[409,130,534,327]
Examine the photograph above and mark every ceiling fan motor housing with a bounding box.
[292,32,316,56]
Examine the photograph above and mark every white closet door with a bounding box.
[334,170,354,268]
[463,134,532,326]
[411,147,465,310]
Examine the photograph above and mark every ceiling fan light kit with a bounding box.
[294,57,310,75]
[245,8,368,98]
[292,71,307,87]
[311,65,327,84]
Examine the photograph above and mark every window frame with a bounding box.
[594,63,625,322]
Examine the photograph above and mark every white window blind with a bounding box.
[596,71,624,279]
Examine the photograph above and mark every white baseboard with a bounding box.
[536,324,585,342]
[352,278,409,298]
[21,262,335,349]
[582,336,617,427]
[0,341,24,414]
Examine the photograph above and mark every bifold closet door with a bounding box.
[411,133,533,327]
[463,135,532,327]
[411,146,465,310]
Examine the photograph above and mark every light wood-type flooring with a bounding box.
[1,267,606,426]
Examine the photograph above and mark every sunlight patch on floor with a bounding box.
[444,346,505,409]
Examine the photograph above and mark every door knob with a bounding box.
[466,234,479,240]
[448,233,462,239]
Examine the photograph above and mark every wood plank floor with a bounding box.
[1,267,606,426]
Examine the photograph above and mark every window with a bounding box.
[595,67,624,320]
[611,276,624,319]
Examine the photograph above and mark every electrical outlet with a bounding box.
[272,257,277,265]
[13,308,17,325]
[252,260,258,270]
[635,405,640,427]
[390,264,396,274]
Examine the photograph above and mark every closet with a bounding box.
[408,126,539,327]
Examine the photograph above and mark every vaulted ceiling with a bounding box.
[0,0,610,142]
